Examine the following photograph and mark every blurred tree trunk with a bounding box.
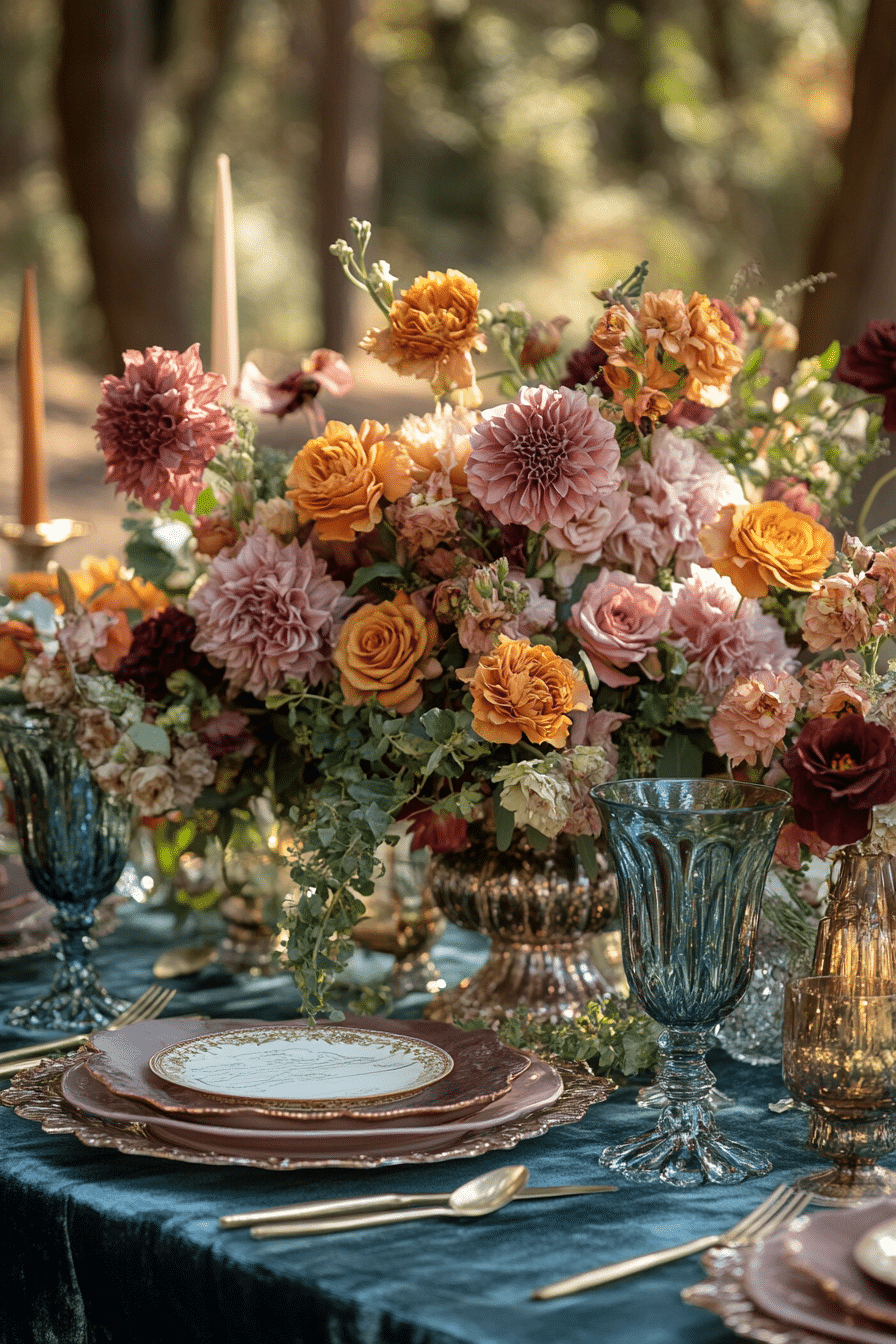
[316,0,381,354]
[55,0,191,361]
[799,0,896,353]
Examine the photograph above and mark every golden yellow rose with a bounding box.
[680,293,743,406]
[457,636,591,747]
[333,591,440,714]
[360,270,487,407]
[700,500,835,598]
[286,419,412,544]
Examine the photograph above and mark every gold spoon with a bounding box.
[250,1165,530,1238]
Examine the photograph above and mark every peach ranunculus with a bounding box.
[286,419,412,544]
[568,570,672,689]
[333,591,440,714]
[457,636,591,747]
[360,270,487,407]
[699,500,835,599]
[679,293,743,407]
[803,658,871,720]
[709,669,804,767]
[0,620,43,676]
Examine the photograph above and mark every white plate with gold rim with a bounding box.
[854,1216,896,1290]
[148,1025,454,1109]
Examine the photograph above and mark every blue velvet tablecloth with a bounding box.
[1,902,884,1344]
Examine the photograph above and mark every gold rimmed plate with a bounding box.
[148,1024,455,1110]
[84,1015,531,1122]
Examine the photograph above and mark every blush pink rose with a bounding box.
[801,572,874,653]
[709,669,803,767]
[803,658,871,719]
[569,570,672,688]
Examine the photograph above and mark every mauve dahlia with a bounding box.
[189,529,350,698]
[465,386,622,529]
[95,345,235,511]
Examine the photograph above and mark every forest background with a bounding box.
[0,0,894,562]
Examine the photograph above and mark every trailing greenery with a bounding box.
[462,998,662,1080]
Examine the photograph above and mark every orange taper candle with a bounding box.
[17,268,49,528]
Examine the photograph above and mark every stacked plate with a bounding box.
[24,1013,609,1169]
[684,1198,896,1344]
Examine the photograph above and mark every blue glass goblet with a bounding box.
[0,706,132,1031]
[591,778,788,1186]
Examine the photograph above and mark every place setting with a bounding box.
[0,1012,613,1170]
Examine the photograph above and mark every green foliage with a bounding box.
[463,999,662,1079]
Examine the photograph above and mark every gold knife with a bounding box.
[221,1184,616,1229]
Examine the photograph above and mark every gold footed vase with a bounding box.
[807,845,896,1162]
[423,824,615,1025]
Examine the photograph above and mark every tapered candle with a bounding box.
[211,153,240,397]
[17,269,49,528]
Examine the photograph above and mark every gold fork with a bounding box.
[531,1183,812,1299]
[0,985,177,1071]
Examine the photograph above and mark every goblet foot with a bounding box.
[635,1080,735,1112]
[7,960,128,1032]
[600,1100,772,1186]
[793,1164,896,1206]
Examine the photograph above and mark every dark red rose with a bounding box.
[781,715,896,846]
[836,320,896,431]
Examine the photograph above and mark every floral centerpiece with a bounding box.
[0,217,893,1020]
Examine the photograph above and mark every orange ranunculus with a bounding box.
[4,572,59,605]
[0,620,43,676]
[700,500,835,599]
[680,293,743,406]
[92,610,134,671]
[286,419,412,544]
[333,591,440,714]
[360,270,487,407]
[457,636,591,747]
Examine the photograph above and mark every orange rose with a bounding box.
[286,419,412,544]
[92,610,134,671]
[333,591,441,714]
[591,304,640,363]
[0,620,42,676]
[360,270,487,407]
[457,636,591,747]
[700,500,835,599]
[680,293,743,406]
[5,572,58,605]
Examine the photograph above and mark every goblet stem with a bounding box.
[601,1028,772,1186]
[7,909,128,1031]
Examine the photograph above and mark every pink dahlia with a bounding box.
[95,345,235,511]
[669,565,797,697]
[465,386,622,529]
[188,529,351,698]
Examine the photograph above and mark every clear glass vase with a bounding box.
[592,778,788,1186]
[423,822,616,1024]
[0,706,132,1030]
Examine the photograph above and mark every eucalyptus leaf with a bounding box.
[125,720,171,757]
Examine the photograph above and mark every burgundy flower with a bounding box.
[781,715,896,847]
[466,385,623,530]
[836,320,896,431]
[399,804,468,853]
[95,346,235,511]
[761,477,822,520]
[663,397,714,429]
[114,607,220,701]
[560,341,609,393]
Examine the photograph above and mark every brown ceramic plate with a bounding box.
[785,1199,896,1331]
[83,1014,532,1123]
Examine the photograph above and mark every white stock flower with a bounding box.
[492,759,572,839]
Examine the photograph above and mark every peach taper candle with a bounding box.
[17,268,49,528]
[211,153,240,399]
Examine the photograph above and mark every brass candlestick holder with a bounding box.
[0,518,91,574]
